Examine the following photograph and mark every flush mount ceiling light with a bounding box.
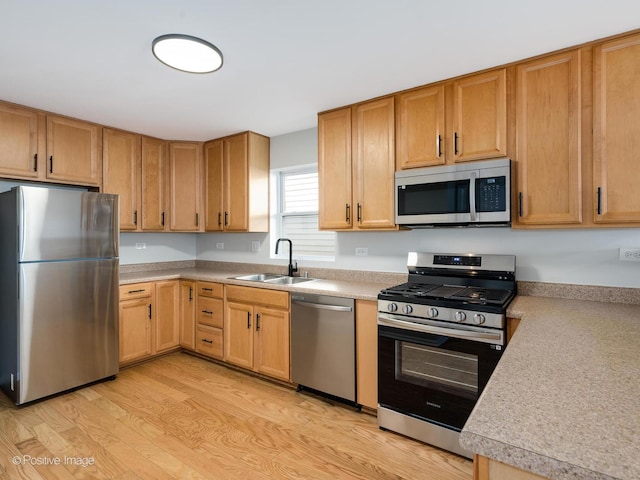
[152,34,223,73]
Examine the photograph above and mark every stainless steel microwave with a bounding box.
[395,158,511,227]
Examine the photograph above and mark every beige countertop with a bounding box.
[460,295,640,480]
[119,267,393,301]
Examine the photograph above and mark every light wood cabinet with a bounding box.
[119,283,154,364]
[593,32,640,224]
[169,142,202,231]
[224,285,290,381]
[204,131,270,232]
[141,136,168,231]
[102,128,141,230]
[46,114,101,186]
[155,280,180,353]
[474,455,548,480]
[195,281,224,359]
[0,101,44,179]
[514,50,582,226]
[318,97,397,231]
[396,69,507,169]
[179,280,196,350]
[355,300,378,410]
[119,281,179,365]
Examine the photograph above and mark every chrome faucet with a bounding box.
[275,238,298,277]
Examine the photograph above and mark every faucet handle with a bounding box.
[292,260,298,275]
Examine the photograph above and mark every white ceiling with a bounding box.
[2,1,639,141]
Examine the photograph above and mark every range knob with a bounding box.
[402,305,413,314]
[473,313,486,325]
[428,307,439,318]
[387,303,398,312]
[454,311,467,322]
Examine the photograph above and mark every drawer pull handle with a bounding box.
[201,338,213,344]
[202,310,213,315]
[128,289,145,294]
[202,288,213,292]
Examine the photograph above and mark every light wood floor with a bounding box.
[0,352,472,479]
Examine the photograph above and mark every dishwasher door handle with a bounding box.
[291,299,353,312]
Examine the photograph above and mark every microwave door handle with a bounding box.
[469,172,477,222]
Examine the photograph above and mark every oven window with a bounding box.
[396,340,478,399]
[397,180,470,215]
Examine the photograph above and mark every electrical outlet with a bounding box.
[619,248,640,261]
[135,243,146,250]
[216,242,224,250]
[251,241,260,252]
[355,247,368,257]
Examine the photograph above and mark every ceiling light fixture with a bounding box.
[152,34,223,74]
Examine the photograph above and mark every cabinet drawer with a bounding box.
[196,325,223,359]
[197,297,223,328]
[119,283,154,300]
[197,281,223,298]
[225,285,289,309]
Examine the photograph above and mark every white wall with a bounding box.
[197,128,640,288]
[120,233,196,265]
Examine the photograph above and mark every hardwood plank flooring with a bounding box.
[0,353,472,479]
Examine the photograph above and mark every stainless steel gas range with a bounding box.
[377,252,516,458]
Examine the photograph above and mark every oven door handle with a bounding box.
[378,314,503,345]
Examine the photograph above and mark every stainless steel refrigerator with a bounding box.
[0,185,119,405]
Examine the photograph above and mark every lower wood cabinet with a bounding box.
[356,299,378,410]
[474,455,547,480]
[119,280,180,365]
[195,281,224,359]
[179,280,196,350]
[224,285,290,381]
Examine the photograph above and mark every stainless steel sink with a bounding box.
[229,273,316,285]
[263,276,316,285]
[231,273,283,282]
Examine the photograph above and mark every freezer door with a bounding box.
[18,258,119,404]
[18,186,118,262]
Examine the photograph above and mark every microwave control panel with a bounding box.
[476,177,506,212]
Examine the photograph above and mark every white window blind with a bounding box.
[277,168,335,259]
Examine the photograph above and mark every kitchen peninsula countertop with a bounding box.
[460,295,640,480]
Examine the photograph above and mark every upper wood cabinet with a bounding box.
[46,114,101,186]
[514,50,582,226]
[0,103,101,187]
[396,69,507,169]
[0,102,44,179]
[141,136,168,231]
[593,32,640,224]
[103,131,168,232]
[169,142,202,231]
[318,97,397,231]
[204,131,269,232]
[102,128,141,230]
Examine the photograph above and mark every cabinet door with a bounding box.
[224,301,253,369]
[593,33,640,224]
[452,69,507,162]
[179,280,196,350]
[318,108,353,229]
[169,142,202,231]
[119,298,152,364]
[515,50,582,225]
[396,85,446,169]
[204,139,224,231]
[46,115,101,186]
[155,280,180,353]
[224,133,249,231]
[355,300,378,410]
[103,128,141,231]
[353,97,396,229]
[254,307,290,381]
[0,102,43,179]
[141,136,167,231]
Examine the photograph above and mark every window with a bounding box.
[273,166,335,260]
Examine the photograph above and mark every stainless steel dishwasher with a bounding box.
[290,293,358,407]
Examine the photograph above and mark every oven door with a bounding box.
[378,313,504,431]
